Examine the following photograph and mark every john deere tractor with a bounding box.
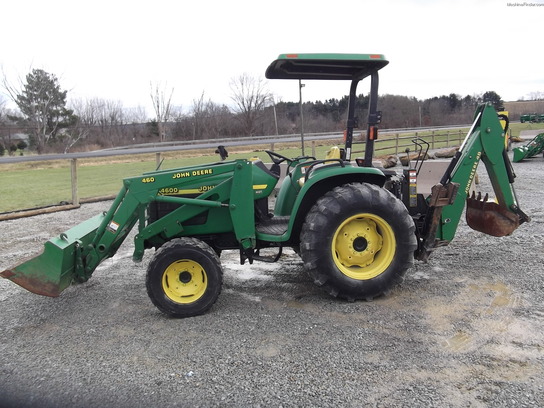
[1,53,529,317]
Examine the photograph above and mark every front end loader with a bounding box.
[1,53,529,317]
[512,133,544,162]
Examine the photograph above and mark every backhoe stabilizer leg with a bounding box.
[415,182,459,262]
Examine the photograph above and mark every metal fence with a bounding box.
[373,129,465,156]
[1,128,467,218]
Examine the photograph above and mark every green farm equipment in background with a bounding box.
[520,113,544,123]
[1,53,530,317]
[513,133,544,162]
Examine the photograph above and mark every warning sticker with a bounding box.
[107,221,120,233]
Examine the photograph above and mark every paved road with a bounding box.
[0,125,472,165]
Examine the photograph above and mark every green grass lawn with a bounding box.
[0,147,308,213]
[2,122,542,213]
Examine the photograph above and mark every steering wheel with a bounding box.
[265,150,293,165]
[293,155,316,161]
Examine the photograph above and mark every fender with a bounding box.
[272,162,386,242]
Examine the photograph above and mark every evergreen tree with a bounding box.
[11,69,76,153]
[482,91,504,111]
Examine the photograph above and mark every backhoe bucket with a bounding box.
[1,213,105,297]
[466,192,519,237]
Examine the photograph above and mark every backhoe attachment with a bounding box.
[417,103,529,260]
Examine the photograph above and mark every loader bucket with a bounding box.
[512,146,529,163]
[1,213,105,297]
[466,192,519,237]
[513,133,544,162]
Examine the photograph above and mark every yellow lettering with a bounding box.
[173,169,213,178]
[158,187,179,195]
[173,172,190,179]
[192,169,213,176]
[465,151,482,195]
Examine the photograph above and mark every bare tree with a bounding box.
[0,94,12,153]
[0,94,7,128]
[62,98,89,152]
[528,91,544,101]
[229,73,270,136]
[204,102,232,139]
[150,82,174,142]
[69,97,138,148]
[191,91,206,140]
[124,105,148,124]
[3,68,76,153]
[59,121,88,153]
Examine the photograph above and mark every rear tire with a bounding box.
[146,237,223,317]
[300,183,417,301]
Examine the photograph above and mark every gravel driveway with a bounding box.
[1,146,543,407]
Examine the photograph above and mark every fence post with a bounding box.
[312,141,316,158]
[271,142,275,151]
[71,158,79,206]
[395,133,399,155]
[156,152,162,169]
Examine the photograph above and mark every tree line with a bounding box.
[0,67,528,155]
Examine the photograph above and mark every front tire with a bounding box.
[300,183,417,301]
[146,237,223,317]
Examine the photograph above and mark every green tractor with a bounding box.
[1,53,530,317]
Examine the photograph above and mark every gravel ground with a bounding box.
[1,146,543,408]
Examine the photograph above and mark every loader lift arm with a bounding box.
[416,103,529,261]
[1,159,262,297]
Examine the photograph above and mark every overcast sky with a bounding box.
[1,0,542,116]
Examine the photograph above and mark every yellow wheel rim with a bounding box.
[162,260,208,304]
[332,213,396,280]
